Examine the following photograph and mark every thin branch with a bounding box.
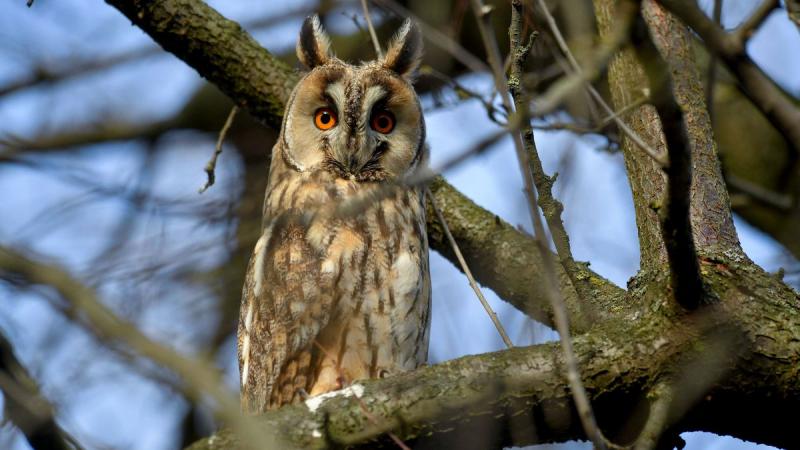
[732,0,778,43]
[514,1,631,307]
[0,7,313,99]
[360,0,383,59]
[726,173,793,211]
[428,188,513,348]
[469,0,606,448]
[0,118,176,156]
[199,105,238,194]
[372,0,490,74]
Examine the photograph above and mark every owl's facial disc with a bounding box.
[324,77,423,182]
[283,17,425,180]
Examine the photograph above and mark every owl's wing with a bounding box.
[238,218,334,413]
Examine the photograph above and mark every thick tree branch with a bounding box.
[641,1,741,257]
[104,0,298,129]
[593,0,670,273]
[658,0,800,154]
[635,7,704,310]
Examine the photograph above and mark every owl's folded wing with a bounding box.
[237,218,335,413]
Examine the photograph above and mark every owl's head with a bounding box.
[280,15,425,182]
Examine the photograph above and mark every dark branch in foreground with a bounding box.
[634,10,704,310]
[0,331,77,450]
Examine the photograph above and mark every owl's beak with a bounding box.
[346,154,360,175]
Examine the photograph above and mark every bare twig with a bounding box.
[531,6,634,117]
[508,3,595,308]
[360,0,384,59]
[428,189,513,348]
[533,0,668,167]
[425,67,507,124]
[732,0,778,43]
[469,0,606,448]
[726,173,793,211]
[532,96,645,138]
[372,0,490,74]
[0,7,313,98]
[199,105,238,194]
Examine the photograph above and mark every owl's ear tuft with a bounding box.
[297,15,332,69]
[383,19,423,82]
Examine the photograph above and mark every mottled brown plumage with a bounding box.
[238,16,430,413]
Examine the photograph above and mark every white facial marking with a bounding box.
[325,81,346,116]
[363,85,386,124]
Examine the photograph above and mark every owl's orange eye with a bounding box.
[314,108,337,130]
[370,110,395,134]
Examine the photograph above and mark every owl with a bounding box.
[237,15,430,413]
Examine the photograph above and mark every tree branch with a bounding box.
[637,30,704,312]
[640,2,740,256]
[787,0,800,31]
[592,0,670,273]
[0,330,78,450]
[658,0,800,154]
[103,0,298,129]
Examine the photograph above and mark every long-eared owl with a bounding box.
[238,15,430,413]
